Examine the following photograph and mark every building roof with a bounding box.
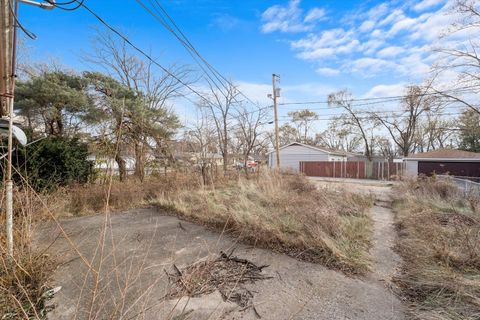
[406,149,480,160]
[267,142,347,156]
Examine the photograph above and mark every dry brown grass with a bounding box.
[0,187,56,319]
[393,177,480,320]
[35,172,202,218]
[0,169,374,318]
[155,171,374,274]
[47,170,373,274]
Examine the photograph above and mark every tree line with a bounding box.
[9,0,480,189]
[276,1,480,159]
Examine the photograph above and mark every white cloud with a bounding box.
[261,0,326,33]
[316,67,340,76]
[262,0,470,83]
[413,0,445,12]
[360,39,384,54]
[409,7,453,41]
[359,20,375,32]
[377,46,404,58]
[379,9,404,26]
[210,14,242,31]
[236,81,272,105]
[292,28,358,60]
[282,82,337,98]
[304,8,326,23]
[349,57,399,76]
[363,83,406,98]
[371,29,384,38]
[387,17,417,36]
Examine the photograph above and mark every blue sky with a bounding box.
[18,0,458,129]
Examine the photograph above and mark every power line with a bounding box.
[275,111,466,123]
[135,0,263,109]
[277,85,480,107]
[46,0,84,11]
[149,0,262,108]
[8,0,36,39]
[279,100,473,115]
[75,0,219,109]
[134,0,228,98]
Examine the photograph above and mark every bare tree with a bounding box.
[375,136,397,160]
[267,123,299,148]
[315,118,362,152]
[414,115,455,152]
[199,81,240,175]
[433,0,480,114]
[184,112,218,185]
[328,90,375,160]
[84,30,187,181]
[372,85,440,157]
[235,105,269,173]
[288,109,318,143]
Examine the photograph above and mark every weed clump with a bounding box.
[393,177,480,319]
[155,171,374,274]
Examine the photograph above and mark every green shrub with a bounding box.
[9,136,94,191]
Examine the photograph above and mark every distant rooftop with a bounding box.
[406,149,480,159]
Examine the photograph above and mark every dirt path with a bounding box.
[370,197,403,285]
[35,180,405,320]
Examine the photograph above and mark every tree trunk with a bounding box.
[115,153,127,182]
[244,155,250,178]
[222,118,228,175]
[134,141,145,182]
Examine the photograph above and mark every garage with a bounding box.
[418,161,480,177]
[404,149,480,178]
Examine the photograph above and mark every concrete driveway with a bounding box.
[36,203,404,319]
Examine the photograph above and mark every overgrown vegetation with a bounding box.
[0,186,56,319]
[155,171,374,274]
[20,171,373,274]
[9,136,94,191]
[0,171,374,317]
[393,177,480,319]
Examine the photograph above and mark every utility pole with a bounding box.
[1,0,54,258]
[272,73,280,168]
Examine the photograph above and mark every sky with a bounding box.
[17,0,463,131]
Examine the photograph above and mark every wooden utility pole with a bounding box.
[272,73,280,168]
[1,0,17,258]
[1,0,54,258]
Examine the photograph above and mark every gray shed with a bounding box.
[268,142,347,172]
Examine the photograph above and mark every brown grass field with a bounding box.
[393,177,480,320]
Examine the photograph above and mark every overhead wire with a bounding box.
[41,1,479,131]
[46,0,85,11]
[277,85,480,107]
[135,0,263,109]
[150,0,263,108]
[7,0,36,39]
[275,111,467,123]
[134,0,228,98]
[72,0,223,110]
[277,104,469,119]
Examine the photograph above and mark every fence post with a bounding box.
[333,161,336,178]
